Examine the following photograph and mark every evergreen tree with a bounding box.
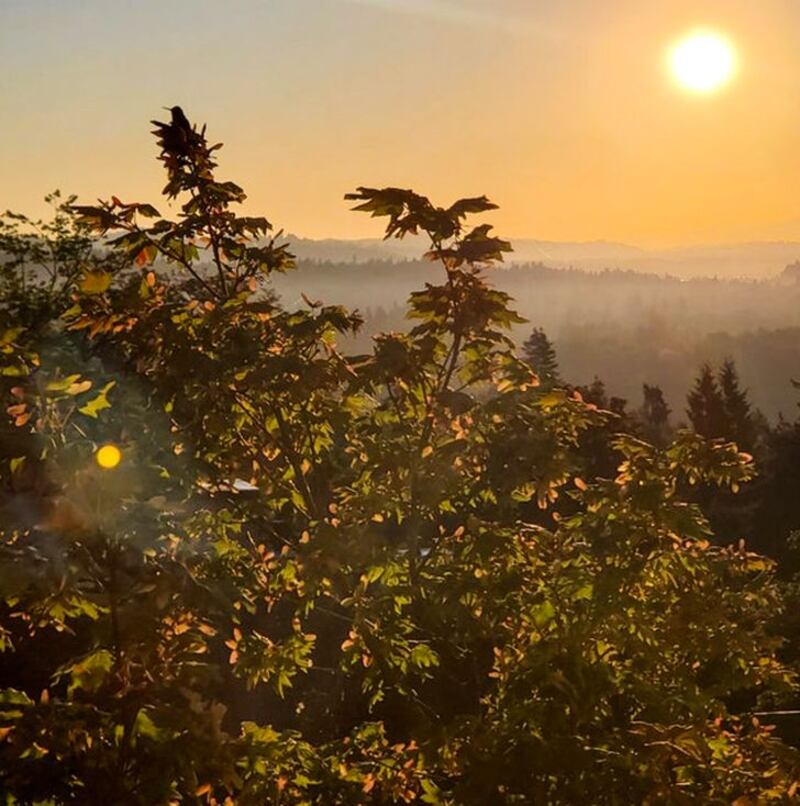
[687,363,727,439]
[579,376,607,408]
[781,260,800,285]
[522,327,561,389]
[719,358,755,450]
[640,383,671,446]
[571,376,630,479]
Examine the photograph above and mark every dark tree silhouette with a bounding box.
[687,363,727,439]
[640,383,671,446]
[719,358,756,450]
[522,327,561,389]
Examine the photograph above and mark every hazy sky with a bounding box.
[2,0,800,246]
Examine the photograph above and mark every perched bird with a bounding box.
[169,105,191,132]
[151,105,196,156]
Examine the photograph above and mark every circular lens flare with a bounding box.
[95,444,122,470]
[669,31,737,94]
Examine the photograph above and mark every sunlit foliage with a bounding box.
[0,110,797,803]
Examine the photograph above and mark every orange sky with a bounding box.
[2,0,799,246]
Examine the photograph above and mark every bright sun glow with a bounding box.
[95,444,122,470]
[669,31,737,94]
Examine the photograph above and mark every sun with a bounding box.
[669,31,737,94]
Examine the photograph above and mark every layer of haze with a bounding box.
[2,0,800,246]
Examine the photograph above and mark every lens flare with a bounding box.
[95,444,122,470]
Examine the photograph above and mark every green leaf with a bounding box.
[66,650,113,694]
[410,644,439,669]
[133,708,161,740]
[532,601,556,628]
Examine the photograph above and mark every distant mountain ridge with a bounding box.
[287,234,800,279]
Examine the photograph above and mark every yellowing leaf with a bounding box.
[79,271,112,295]
[67,380,93,396]
[79,381,116,419]
[135,244,158,267]
[0,327,23,347]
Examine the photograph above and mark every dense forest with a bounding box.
[1,109,800,803]
[273,260,800,419]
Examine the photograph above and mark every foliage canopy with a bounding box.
[0,109,797,804]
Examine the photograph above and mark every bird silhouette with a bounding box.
[151,105,196,156]
[168,105,192,133]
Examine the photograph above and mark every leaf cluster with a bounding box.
[0,110,797,804]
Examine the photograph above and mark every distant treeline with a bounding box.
[273,259,800,419]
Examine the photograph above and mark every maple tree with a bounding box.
[0,110,797,804]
